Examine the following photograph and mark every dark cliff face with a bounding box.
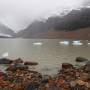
[55,8,90,31]
[16,8,90,39]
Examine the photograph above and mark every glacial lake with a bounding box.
[0,39,90,75]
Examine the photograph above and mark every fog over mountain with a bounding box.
[0,0,88,32]
[15,7,90,39]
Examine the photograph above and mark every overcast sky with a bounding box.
[0,0,89,32]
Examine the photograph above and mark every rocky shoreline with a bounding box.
[0,57,89,90]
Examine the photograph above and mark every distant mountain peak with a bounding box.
[0,23,15,37]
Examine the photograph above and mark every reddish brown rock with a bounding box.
[62,63,73,69]
[6,64,28,71]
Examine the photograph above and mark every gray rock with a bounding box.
[6,64,28,71]
[24,82,40,90]
[13,58,23,64]
[0,58,13,64]
[24,61,38,66]
[75,57,88,62]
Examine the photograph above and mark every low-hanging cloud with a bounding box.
[0,0,88,32]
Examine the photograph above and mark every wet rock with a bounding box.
[85,61,90,72]
[24,61,38,66]
[41,75,50,84]
[6,64,28,71]
[0,58,13,64]
[46,86,61,90]
[13,58,23,64]
[24,82,40,90]
[62,63,73,69]
[75,57,88,62]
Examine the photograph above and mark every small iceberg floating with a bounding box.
[59,41,69,45]
[33,42,43,46]
[88,43,90,45]
[72,41,83,46]
[2,52,9,58]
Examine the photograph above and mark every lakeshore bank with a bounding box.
[0,58,89,90]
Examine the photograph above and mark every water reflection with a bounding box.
[59,41,69,45]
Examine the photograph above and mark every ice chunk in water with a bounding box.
[2,52,9,57]
[88,43,90,45]
[59,41,69,45]
[33,42,43,46]
[72,41,83,46]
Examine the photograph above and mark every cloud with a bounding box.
[83,0,90,6]
[0,0,85,32]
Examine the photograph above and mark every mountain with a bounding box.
[16,21,49,38]
[16,8,90,39]
[55,8,90,31]
[0,23,15,38]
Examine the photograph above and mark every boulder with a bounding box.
[41,75,50,84]
[62,63,73,69]
[13,58,23,64]
[24,82,40,90]
[0,58,13,64]
[85,61,90,72]
[75,57,88,62]
[6,64,28,71]
[24,61,38,66]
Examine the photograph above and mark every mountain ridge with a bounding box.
[0,23,16,37]
[14,7,90,39]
